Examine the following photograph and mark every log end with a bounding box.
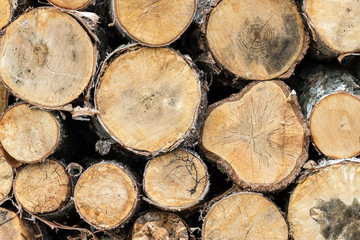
[48,0,92,10]
[0,0,11,30]
[0,148,13,204]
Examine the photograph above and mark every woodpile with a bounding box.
[0,0,359,239]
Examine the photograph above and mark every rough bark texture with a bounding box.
[200,80,309,192]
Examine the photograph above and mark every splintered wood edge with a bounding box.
[202,192,288,240]
[0,208,34,239]
[200,81,309,192]
[13,159,72,214]
[111,0,197,47]
[143,149,210,211]
[94,44,205,157]
[0,147,13,204]
[0,103,60,163]
[48,0,93,10]
[74,162,139,230]
[0,7,97,109]
[0,0,12,30]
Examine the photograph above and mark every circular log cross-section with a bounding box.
[14,159,72,214]
[0,0,12,30]
[303,0,360,56]
[0,208,37,240]
[0,7,96,108]
[74,162,138,230]
[111,0,196,46]
[201,81,309,192]
[131,211,188,240]
[95,45,202,156]
[288,161,360,240]
[202,192,288,240]
[0,148,13,204]
[205,0,307,80]
[48,0,92,10]
[0,103,59,163]
[143,149,209,211]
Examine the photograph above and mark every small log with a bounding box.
[143,149,209,211]
[303,0,360,58]
[0,7,97,108]
[110,0,196,46]
[130,211,189,240]
[0,103,65,163]
[299,64,360,159]
[74,162,138,230]
[0,83,8,114]
[0,147,13,205]
[203,0,308,80]
[288,160,360,240]
[0,0,13,30]
[200,81,309,192]
[13,159,72,214]
[48,0,94,10]
[202,192,288,240]
[95,44,205,156]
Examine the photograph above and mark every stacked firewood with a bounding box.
[0,0,360,239]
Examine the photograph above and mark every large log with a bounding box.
[95,44,205,157]
[110,0,196,46]
[299,64,360,159]
[0,7,97,108]
[201,0,308,80]
[200,80,309,192]
[288,160,360,240]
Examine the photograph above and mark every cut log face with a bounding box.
[0,0,11,31]
[112,0,196,46]
[14,159,72,214]
[143,149,209,211]
[0,103,59,163]
[288,161,360,240]
[202,192,288,240]
[201,81,308,192]
[131,211,188,240]
[304,0,360,55]
[0,84,8,116]
[310,93,360,159]
[206,0,306,80]
[0,7,96,108]
[0,148,13,204]
[74,162,138,230]
[95,46,202,156]
[0,208,34,240]
[48,0,92,10]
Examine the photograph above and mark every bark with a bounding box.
[0,83,8,115]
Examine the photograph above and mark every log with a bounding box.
[200,81,309,192]
[0,83,8,114]
[202,192,288,240]
[299,64,360,159]
[74,162,138,230]
[0,103,65,163]
[130,211,189,240]
[47,0,94,10]
[110,0,196,46]
[13,159,72,215]
[0,0,12,31]
[95,44,205,156]
[0,147,13,205]
[143,149,209,211]
[288,160,360,240]
[0,7,97,108]
[303,0,360,58]
[202,0,308,80]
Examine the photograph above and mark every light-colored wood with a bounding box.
[0,208,34,240]
[201,81,308,192]
[202,192,288,240]
[304,0,360,55]
[0,103,59,163]
[74,162,138,230]
[95,45,202,156]
[0,0,11,30]
[288,160,360,240]
[143,149,209,211]
[48,0,92,10]
[0,84,8,114]
[131,211,188,240]
[112,0,196,46]
[206,0,306,80]
[0,148,13,204]
[14,159,71,214]
[0,7,96,108]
